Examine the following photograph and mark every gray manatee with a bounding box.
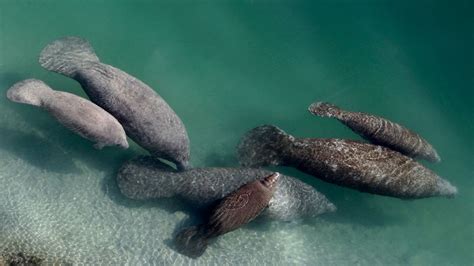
[237,125,457,199]
[39,36,190,170]
[7,79,128,149]
[117,156,336,221]
[309,102,440,163]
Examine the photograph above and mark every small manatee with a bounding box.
[308,102,440,162]
[7,79,128,149]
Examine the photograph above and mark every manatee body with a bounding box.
[39,37,190,170]
[237,125,457,199]
[174,173,280,258]
[308,102,440,163]
[6,79,128,149]
[117,156,336,221]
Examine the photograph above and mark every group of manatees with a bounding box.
[6,36,457,259]
[237,103,456,199]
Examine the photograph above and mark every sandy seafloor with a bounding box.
[0,1,472,265]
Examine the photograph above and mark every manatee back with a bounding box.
[43,90,127,148]
[292,138,455,199]
[76,63,190,169]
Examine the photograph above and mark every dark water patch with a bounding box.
[0,252,43,266]
[0,251,72,266]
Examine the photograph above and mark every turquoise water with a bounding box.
[0,0,472,265]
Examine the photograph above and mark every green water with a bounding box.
[0,0,472,265]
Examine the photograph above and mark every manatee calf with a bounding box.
[308,102,440,162]
[237,125,457,199]
[7,79,128,149]
[117,156,336,221]
[174,173,280,258]
[39,37,190,170]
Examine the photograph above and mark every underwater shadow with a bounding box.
[0,126,81,174]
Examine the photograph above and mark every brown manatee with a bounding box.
[174,173,280,258]
[308,102,440,162]
[39,36,189,170]
[237,125,457,199]
[6,79,128,149]
[117,156,336,222]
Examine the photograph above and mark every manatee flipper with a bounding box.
[237,125,293,167]
[93,142,105,150]
[6,79,53,107]
[308,102,343,118]
[39,36,100,77]
[174,226,209,259]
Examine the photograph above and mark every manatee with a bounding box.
[237,125,457,199]
[39,36,190,170]
[117,156,336,221]
[308,102,441,163]
[6,79,128,149]
[174,173,280,258]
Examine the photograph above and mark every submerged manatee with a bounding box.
[39,37,189,170]
[174,173,280,258]
[7,79,128,149]
[308,102,440,162]
[237,125,457,199]
[117,156,336,221]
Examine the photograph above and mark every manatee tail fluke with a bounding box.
[435,178,457,198]
[116,156,178,200]
[308,102,343,118]
[174,226,209,259]
[237,125,293,167]
[39,36,99,77]
[6,79,53,107]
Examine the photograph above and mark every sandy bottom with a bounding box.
[0,107,458,266]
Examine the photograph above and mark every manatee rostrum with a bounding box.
[6,79,128,149]
[116,156,336,221]
[237,125,457,199]
[308,102,440,163]
[39,36,189,170]
[174,173,280,258]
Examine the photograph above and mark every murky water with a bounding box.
[0,1,472,265]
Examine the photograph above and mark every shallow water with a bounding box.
[0,0,472,265]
